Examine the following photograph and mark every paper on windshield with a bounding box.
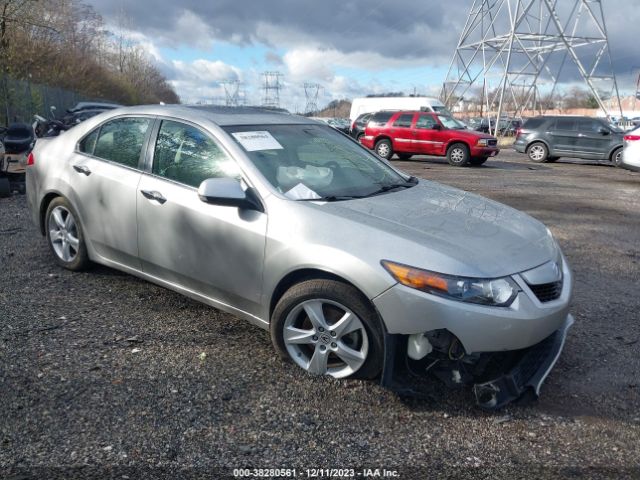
[232,131,283,152]
[284,183,322,200]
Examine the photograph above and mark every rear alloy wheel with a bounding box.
[397,153,413,160]
[611,147,623,167]
[271,279,383,380]
[447,143,470,166]
[527,142,549,163]
[45,197,90,271]
[375,139,393,160]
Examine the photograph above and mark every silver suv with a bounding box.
[26,105,574,409]
[514,115,624,165]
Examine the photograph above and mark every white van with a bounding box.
[349,96,451,123]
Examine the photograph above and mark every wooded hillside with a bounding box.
[0,0,179,105]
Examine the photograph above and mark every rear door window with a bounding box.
[392,114,414,128]
[93,117,152,168]
[553,118,577,131]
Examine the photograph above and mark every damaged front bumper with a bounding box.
[380,314,574,410]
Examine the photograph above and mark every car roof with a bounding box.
[104,104,316,127]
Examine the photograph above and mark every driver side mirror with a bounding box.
[598,127,610,135]
[432,124,442,130]
[198,177,264,212]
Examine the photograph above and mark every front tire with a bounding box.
[375,139,393,160]
[447,143,470,166]
[527,142,549,163]
[270,279,384,380]
[45,197,90,271]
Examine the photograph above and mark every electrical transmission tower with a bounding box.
[442,0,622,134]
[221,80,242,107]
[304,83,322,114]
[262,72,284,108]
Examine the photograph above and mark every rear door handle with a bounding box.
[73,165,91,176]
[140,189,167,204]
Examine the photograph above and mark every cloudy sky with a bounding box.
[86,0,639,110]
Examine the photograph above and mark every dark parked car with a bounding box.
[350,112,373,141]
[514,116,624,165]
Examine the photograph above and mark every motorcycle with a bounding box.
[0,122,35,197]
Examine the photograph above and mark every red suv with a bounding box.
[361,111,500,166]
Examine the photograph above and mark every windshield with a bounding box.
[437,115,466,130]
[432,106,453,116]
[224,124,412,201]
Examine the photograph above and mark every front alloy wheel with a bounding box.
[283,299,368,378]
[271,279,383,380]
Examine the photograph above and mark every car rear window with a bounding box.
[522,118,545,129]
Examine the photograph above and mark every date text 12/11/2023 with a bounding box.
[232,468,400,478]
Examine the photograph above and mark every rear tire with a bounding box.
[397,153,413,160]
[527,142,549,163]
[45,197,90,271]
[270,279,384,380]
[375,139,393,160]
[447,143,470,166]
[611,147,623,167]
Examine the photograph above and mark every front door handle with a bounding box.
[140,189,167,204]
[73,165,91,176]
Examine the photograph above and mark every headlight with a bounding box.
[477,138,489,146]
[381,260,519,307]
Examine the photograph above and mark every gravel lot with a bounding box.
[1,149,639,479]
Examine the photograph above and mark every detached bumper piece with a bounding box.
[380,315,574,410]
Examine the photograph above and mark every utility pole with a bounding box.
[442,0,622,135]
[262,72,283,108]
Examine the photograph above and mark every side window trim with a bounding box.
[75,114,156,172]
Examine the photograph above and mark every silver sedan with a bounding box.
[26,105,573,409]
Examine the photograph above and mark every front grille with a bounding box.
[528,281,562,303]
[487,139,498,147]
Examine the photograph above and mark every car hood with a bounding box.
[319,181,556,278]
[457,129,495,140]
